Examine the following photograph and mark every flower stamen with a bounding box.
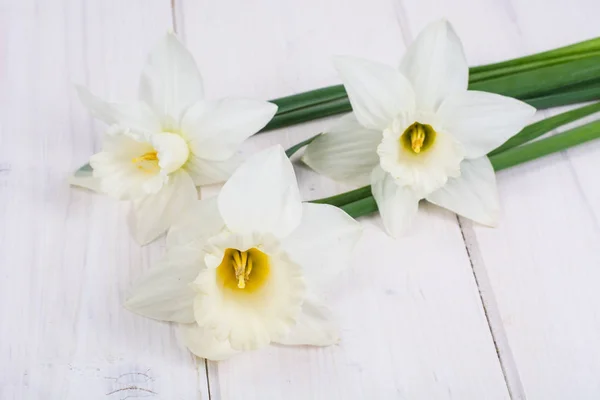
[411,126,426,153]
[132,151,158,164]
[217,247,270,293]
[232,249,251,289]
[400,122,437,154]
[132,151,159,173]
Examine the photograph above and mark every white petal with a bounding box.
[302,114,382,186]
[151,132,190,174]
[371,166,420,237]
[128,170,198,245]
[333,56,415,130]
[276,293,339,346]
[76,86,161,135]
[125,246,203,323]
[399,20,468,112]
[180,323,239,361]
[139,32,204,127]
[185,153,242,186]
[436,91,536,158]
[218,145,302,238]
[182,99,277,161]
[426,157,499,226]
[167,197,225,248]
[282,203,361,289]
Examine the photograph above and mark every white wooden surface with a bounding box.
[1,0,600,399]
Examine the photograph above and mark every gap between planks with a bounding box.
[458,217,526,400]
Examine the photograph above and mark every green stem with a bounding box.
[524,80,600,110]
[469,37,600,74]
[261,39,600,132]
[489,120,600,171]
[262,59,600,133]
[285,135,322,158]
[271,85,346,115]
[469,51,600,83]
[264,97,350,131]
[468,55,600,99]
[490,101,600,155]
[311,186,372,207]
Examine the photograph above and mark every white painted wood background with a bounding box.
[1,0,599,399]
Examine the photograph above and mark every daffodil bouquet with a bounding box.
[71,20,600,360]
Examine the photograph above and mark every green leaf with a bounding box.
[525,80,600,109]
[75,163,93,175]
[263,97,351,131]
[262,60,600,133]
[262,38,600,132]
[490,101,600,155]
[311,186,372,207]
[469,55,600,99]
[341,196,378,219]
[489,120,600,171]
[469,37,600,81]
[271,85,346,115]
[286,134,322,158]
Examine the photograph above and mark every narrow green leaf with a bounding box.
[489,120,600,171]
[271,85,346,115]
[469,50,600,83]
[470,37,600,75]
[469,55,600,99]
[286,134,321,158]
[525,80,600,109]
[490,101,600,155]
[262,59,600,132]
[341,196,378,218]
[75,163,92,175]
[271,38,600,118]
[263,97,351,131]
[263,39,600,131]
[311,186,372,207]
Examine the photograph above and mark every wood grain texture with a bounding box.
[4,0,600,399]
[399,0,600,399]
[0,1,209,399]
[461,1,600,399]
[176,0,510,398]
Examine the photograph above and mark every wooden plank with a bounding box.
[400,0,600,398]
[0,1,209,398]
[176,1,510,398]
[455,0,600,398]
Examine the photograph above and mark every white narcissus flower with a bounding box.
[125,145,362,360]
[71,33,277,244]
[303,20,536,237]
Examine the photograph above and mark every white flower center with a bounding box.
[377,114,464,195]
[194,231,306,350]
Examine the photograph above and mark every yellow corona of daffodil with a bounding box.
[125,146,362,360]
[72,33,277,244]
